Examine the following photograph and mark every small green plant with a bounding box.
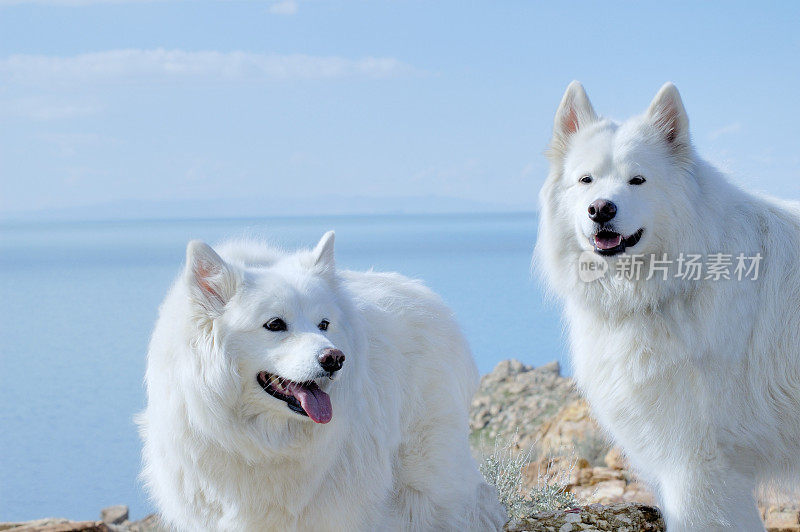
[479,435,578,519]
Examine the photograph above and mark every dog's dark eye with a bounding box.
[318,320,329,331]
[264,318,287,332]
[579,175,593,184]
[629,175,646,185]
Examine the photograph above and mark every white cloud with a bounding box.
[708,122,742,141]
[0,97,101,120]
[268,0,297,15]
[0,49,415,84]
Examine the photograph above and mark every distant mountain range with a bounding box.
[0,194,535,223]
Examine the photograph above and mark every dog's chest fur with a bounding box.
[565,295,751,476]
[147,372,402,532]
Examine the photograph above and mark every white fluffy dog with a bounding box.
[536,82,800,531]
[138,233,505,531]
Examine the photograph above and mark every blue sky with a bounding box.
[1,1,799,219]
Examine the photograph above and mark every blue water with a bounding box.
[0,213,567,522]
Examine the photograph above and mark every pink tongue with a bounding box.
[594,233,623,250]
[285,382,332,424]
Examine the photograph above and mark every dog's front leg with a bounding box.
[658,464,764,532]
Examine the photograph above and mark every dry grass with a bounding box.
[479,434,578,519]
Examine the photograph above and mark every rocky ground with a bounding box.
[5,359,798,531]
[0,509,162,532]
[470,359,581,453]
[504,503,665,532]
[471,359,800,532]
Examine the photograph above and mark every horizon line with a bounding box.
[0,209,539,227]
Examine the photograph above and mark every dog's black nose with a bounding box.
[318,348,345,373]
[588,199,617,223]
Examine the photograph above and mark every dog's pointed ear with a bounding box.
[647,82,690,150]
[549,81,598,160]
[185,240,240,316]
[312,231,336,271]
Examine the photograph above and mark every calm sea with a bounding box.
[0,212,567,522]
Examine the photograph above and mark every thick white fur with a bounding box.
[536,82,800,531]
[138,233,505,531]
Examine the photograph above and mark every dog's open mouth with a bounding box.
[593,228,644,256]
[256,371,332,424]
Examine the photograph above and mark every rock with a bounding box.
[504,503,665,531]
[122,514,167,532]
[0,516,168,532]
[762,503,800,532]
[1,521,109,531]
[470,359,580,452]
[471,358,800,531]
[99,507,128,526]
[0,521,73,531]
[537,399,609,465]
[603,447,627,470]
